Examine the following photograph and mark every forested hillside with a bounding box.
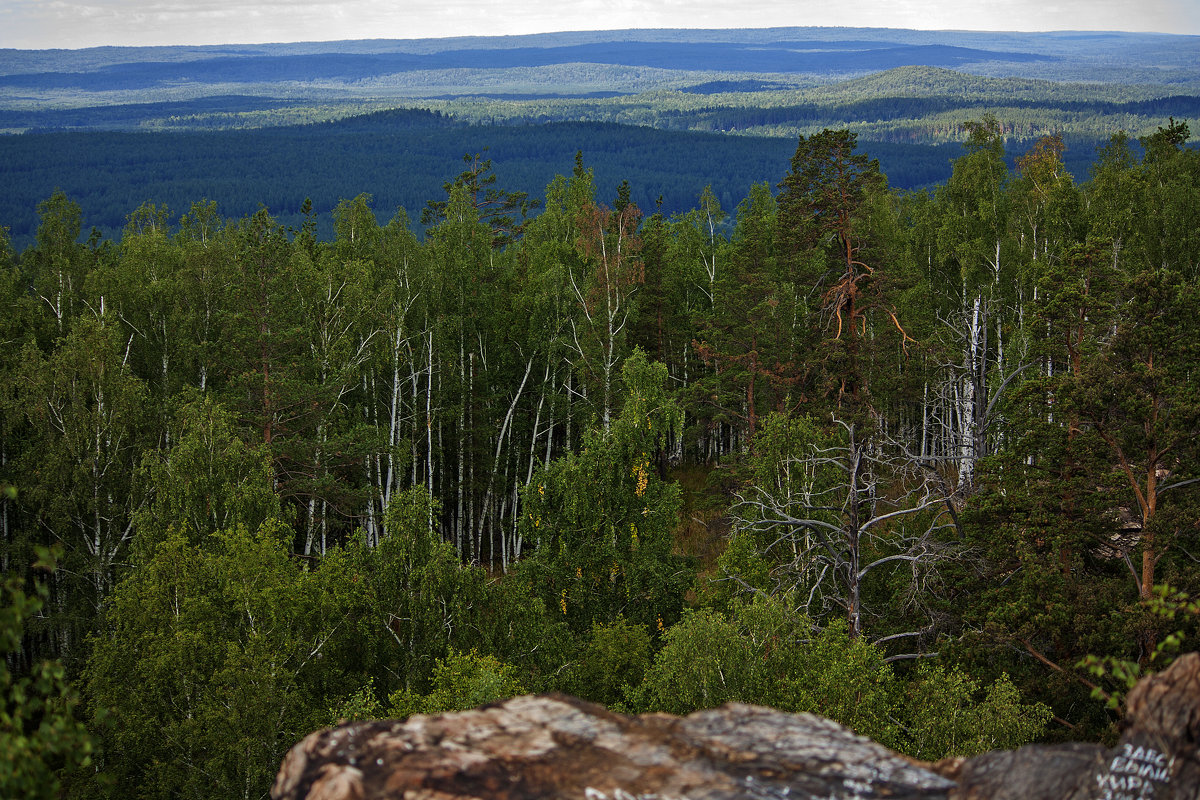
[5,27,1196,260]
[0,111,971,248]
[2,117,1199,798]
[4,28,1198,137]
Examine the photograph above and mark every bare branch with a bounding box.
[981,361,1037,431]
[884,652,940,663]
[1157,477,1200,497]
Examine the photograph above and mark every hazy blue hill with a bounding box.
[3,27,1195,84]
[2,26,1193,65]
[0,95,295,129]
[2,28,1196,140]
[5,62,1192,142]
[682,80,792,94]
[0,41,1056,92]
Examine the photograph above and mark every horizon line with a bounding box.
[3,24,1193,54]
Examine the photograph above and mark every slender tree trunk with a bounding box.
[920,381,929,460]
[363,369,378,547]
[408,338,420,492]
[565,372,574,453]
[469,350,476,563]
[958,295,981,492]
[543,366,555,468]
[747,333,758,449]
[528,363,548,486]
[426,328,435,526]
[478,356,534,559]
[457,340,466,556]
[1141,458,1158,602]
[847,425,862,639]
[385,327,404,516]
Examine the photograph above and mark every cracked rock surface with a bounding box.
[273,653,1200,800]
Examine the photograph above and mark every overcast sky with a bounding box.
[2,0,1198,50]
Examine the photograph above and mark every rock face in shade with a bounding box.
[953,651,1200,800]
[272,652,1200,800]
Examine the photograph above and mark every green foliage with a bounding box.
[518,350,691,634]
[642,595,1050,759]
[3,96,1200,793]
[316,489,529,724]
[1080,584,1200,709]
[778,128,885,256]
[700,529,774,614]
[638,606,753,713]
[641,597,900,745]
[468,578,577,695]
[903,665,1052,761]
[689,182,801,444]
[85,522,354,799]
[0,547,94,800]
[777,128,903,416]
[133,393,282,550]
[327,679,387,724]
[17,316,151,624]
[335,488,490,694]
[389,649,526,718]
[422,152,537,247]
[643,597,902,748]
[564,616,653,711]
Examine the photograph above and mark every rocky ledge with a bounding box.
[273,652,1200,800]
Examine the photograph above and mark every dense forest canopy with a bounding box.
[2,113,1199,797]
[0,115,981,248]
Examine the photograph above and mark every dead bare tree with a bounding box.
[732,415,962,657]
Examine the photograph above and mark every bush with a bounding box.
[390,649,527,718]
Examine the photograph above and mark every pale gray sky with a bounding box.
[1,0,1198,50]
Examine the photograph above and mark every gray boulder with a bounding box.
[272,652,1200,800]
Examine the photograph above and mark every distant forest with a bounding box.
[0,110,961,246]
[0,42,1057,91]
[0,106,1126,248]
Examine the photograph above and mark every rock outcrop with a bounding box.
[953,651,1200,800]
[273,653,1200,800]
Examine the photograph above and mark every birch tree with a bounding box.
[933,117,1021,493]
[517,351,688,635]
[18,318,149,640]
[955,240,1127,707]
[0,228,39,575]
[293,196,381,554]
[89,202,182,412]
[133,394,281,549]
[361,208,428,547]
[86,521,358,800]
[175,200,233,395]
[567,196,644,431]
[27,191,89,339]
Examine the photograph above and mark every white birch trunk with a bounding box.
[477,355,534,555]
[958,295,982,492]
